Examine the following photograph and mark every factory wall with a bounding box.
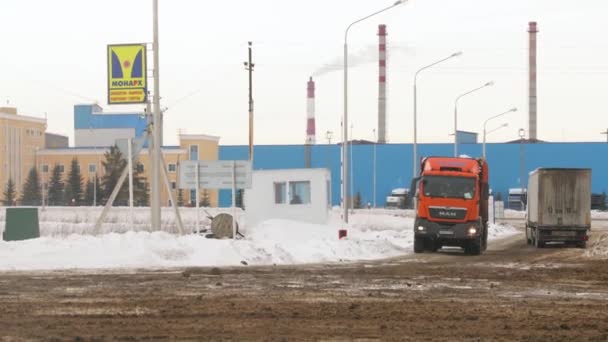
[218,142,608,208]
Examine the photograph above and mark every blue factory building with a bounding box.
[74,104,148,147]
[218,142,608,208]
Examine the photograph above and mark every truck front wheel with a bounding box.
[465,236,482,255]
[414,237,424,253]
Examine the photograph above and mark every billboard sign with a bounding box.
[179,160,252,190]
[107,44,147,104]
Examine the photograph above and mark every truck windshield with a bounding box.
[422,176,476,199]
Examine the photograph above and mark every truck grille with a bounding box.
[429,207,467,220]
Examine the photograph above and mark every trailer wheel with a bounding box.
[534,234,544,248]
[414,237,424,253]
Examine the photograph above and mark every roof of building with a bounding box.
[38,146,186,155]
[0,108,47,124]
[179,134,221,142]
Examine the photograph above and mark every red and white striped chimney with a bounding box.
[378,24,387,144]
[528,21,538,141]
[306,76,316,144]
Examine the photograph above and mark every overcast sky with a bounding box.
[1,0,607,146]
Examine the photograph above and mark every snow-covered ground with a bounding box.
[0,207,518,271]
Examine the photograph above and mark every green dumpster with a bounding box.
[3,208,40,241]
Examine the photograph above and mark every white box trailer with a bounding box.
[526,168,591,248]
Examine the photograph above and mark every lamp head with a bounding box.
[485,81,495,87]
[519,128,525,138]
[501,123,509,128]
[394,0,407,5]
[452,51,463,57]
[511,107,518,112]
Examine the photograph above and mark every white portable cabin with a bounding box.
[244,168,331,227]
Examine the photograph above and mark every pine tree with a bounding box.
[101,146,128,205]
[47,164,65,206]
[20,167,41,206]
[3,178,16,206]
[200,189,211,207]
[132,160,149,206]
[64,158,84,206]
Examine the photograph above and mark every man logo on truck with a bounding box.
[438,210,457,218]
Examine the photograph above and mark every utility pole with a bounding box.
[519,128,526,211]
[244,42,255,161]
[326,131,333,171]
[150,0,162,230]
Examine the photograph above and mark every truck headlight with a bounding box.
[468,227,477,235]
[417,226,425,231]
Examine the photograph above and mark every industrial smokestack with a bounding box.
[377,24,387,144]
[306,76,316,144]
[305,76,316,167]
[528,21,538,141]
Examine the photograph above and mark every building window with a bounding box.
[189,145,198,161]
[171,181,177,190]
[168,163,176,172]
[136,163,144,173]
[274,182,286,204]
[42,164,49,173]
[58,164,65,173]
[89,164,97,173]
[289,181,311,205]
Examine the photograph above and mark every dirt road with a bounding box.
[1,220,607,341]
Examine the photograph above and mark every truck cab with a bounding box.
[411,157,489,255]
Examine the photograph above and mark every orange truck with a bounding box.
[410,156,489,255]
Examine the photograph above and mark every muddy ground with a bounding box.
[1,220,608,341]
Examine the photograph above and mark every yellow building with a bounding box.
[37,135,220,207]
[0,107,47,199]
[1,106,221,207]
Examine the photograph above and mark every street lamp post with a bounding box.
[343,0,406,225]
[519,128,526,211]
[372,129,377,208]
[454,81,494,157]
[482,107,517,159]
[326,131,333,171]
[350,124,354,212]
[413,51,462,177]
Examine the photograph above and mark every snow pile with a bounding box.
[0,208,518,271]
[504,209,526,219]
[591,210,608,220]
[584,234,608,259]
[488,223,519,239]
